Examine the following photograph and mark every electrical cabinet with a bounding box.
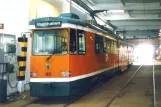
[0,34,16,102]
[0,79,7,102]
[0,49,4,63]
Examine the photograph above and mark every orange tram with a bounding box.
[29,13,134,97]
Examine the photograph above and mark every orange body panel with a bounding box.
[30,55,69,78]
[69,32,118,77]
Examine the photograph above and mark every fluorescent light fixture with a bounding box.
[107,10,124,13]
[159,32,161,36]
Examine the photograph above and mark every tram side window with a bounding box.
[70,29,77,54]
[103,37,107,53]
[95,34,103,54]
[118,42,120,52]
[107,39,111,54]
[110,41,113,54]
[114,41,117,54]
[125,44,128,54]
[77,30,86,54]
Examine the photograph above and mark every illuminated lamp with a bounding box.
[159,32,161,36]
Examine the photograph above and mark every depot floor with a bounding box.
[0,60,161,107]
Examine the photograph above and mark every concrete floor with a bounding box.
[0,61,161,107]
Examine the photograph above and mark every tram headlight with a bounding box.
[30,72,37,77]
[61,71,70,77]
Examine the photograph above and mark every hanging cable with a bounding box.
[7,55,19,88]
[7,72,19,88]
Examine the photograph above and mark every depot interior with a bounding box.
[0,0,161,102]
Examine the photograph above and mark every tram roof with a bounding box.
[29,16,116,38]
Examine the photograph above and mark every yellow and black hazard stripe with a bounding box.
[17,37,28,81]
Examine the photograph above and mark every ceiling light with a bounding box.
[107,10,125,13]
[160,29,161,32]
[159,32,161,36]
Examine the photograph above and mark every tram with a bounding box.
[29,13,134,97]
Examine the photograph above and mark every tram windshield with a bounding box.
[32,29,68,55]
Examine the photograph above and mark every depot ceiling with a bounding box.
[73,0,161,40]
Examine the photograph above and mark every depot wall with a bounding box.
[0,0,29,35]
[29,0,60,20]
[29,0,90,20]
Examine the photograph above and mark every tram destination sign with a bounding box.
[35,21,62,28]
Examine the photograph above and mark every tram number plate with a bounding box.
[46,72,51,76]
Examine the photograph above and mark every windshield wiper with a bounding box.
[46,43,66,61]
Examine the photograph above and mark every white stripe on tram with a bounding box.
[30,65,118,82]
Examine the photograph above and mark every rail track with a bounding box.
[153,64,156,107]
[105,65,143,107]
[105,64,156,107]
